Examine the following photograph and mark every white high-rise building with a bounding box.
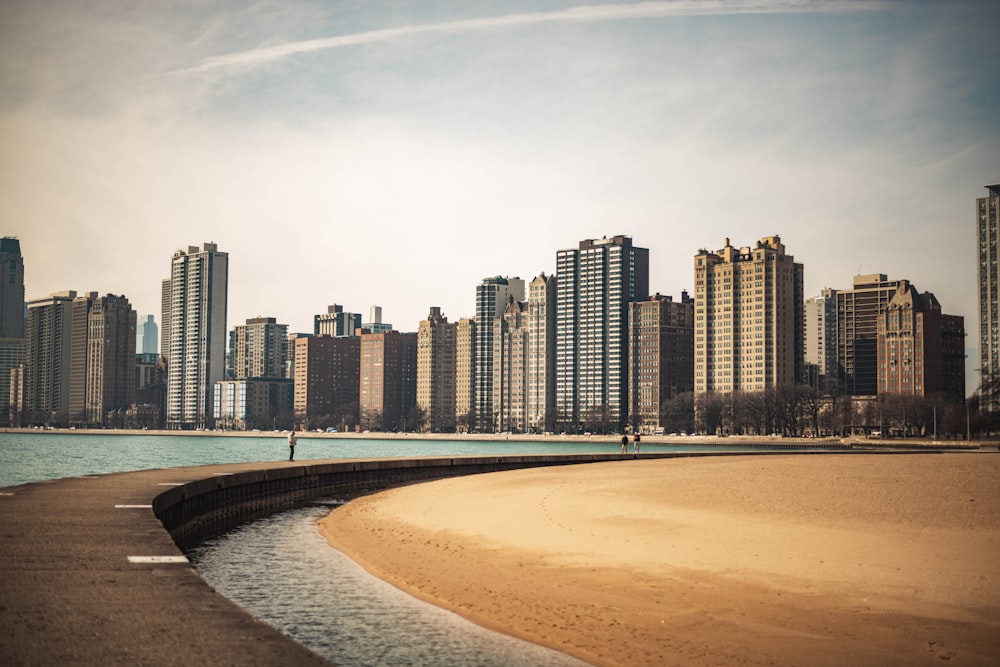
[163,243,228,430]
[978,184,1000,410]
[25,291,76,426]
[804,288,836,390]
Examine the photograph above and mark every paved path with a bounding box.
[0,461,334,666]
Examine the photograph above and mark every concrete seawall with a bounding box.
[156,453,664,549]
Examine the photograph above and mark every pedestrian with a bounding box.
[621,433,628,453]
[288,430,297,462]
[633,431,641,454]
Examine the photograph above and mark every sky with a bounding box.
[1,0,997,396]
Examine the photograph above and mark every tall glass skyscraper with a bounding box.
[137,314,158,355]
[0,237,25,426]
[978,184,1000,410]
[163,243,228,429]
[555,236,648,432]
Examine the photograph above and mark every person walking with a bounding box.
[287,430,297,462]
[621,433,628,453]
[633,431,641,454]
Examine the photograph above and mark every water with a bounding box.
[0,430,744,489]
[188,504,588,667]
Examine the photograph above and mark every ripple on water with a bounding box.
[188,504,589,667]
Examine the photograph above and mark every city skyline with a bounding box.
[2,1,997,398]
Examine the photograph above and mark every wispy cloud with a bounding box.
[177,0,889,73]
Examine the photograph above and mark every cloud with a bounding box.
[176,0,889,74]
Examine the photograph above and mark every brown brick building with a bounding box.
[627,291,694,434]
[293,335,360,430]
[877,281,965,402]
[359,330,417,432]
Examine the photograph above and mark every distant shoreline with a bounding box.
[0,427,985,448]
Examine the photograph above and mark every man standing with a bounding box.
[288,430,297,461]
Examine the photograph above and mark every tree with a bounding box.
[797,385,824,436]
[582,404,612,434]
[660,392,694,434]
[695,392,725,435]
[405,404,427,433]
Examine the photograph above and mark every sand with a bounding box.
[319,453,1000,666]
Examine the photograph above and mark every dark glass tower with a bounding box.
[0,237,25,338]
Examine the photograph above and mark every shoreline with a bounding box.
[319,454,1000,666]
[0,427,987,449]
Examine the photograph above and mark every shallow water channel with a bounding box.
[187,501,589,667]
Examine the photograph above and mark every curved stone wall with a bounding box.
[153,453,644,549]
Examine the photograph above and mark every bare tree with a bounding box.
[695,392,725,435]
[660,392,694,434]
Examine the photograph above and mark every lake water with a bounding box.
[0,431,684,489]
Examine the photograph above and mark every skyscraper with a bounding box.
[160,279,171,361]
[360,330,417,431]
[835,274,901,396]
[493,298,528,432]
[978,184,1000,410]
[474,276,524,432]
[416,307,456,432]
[25,291,76,426]
[455,318,476,432]
[69,293,136,426]
[804,288,837,390]
[292,335,360,430]
[217,316,291,430]
[231,317,288,380]
[627,292,694,433]
[0,238,25,339]
[0,237,25,426]
[163,243,228,430]
[556,236,649,431]
[694,236,803,395]
[137,314,158,355]
[527,273,556,433]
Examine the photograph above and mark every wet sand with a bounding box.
[319,453,1000,666]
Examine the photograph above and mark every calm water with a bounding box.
[0,431,656,489]
[189,503,589,667]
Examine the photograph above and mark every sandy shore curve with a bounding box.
[319,454,1000,666]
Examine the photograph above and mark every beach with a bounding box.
[319,453,1000,666]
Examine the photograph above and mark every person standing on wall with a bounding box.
[288,430,297,462]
